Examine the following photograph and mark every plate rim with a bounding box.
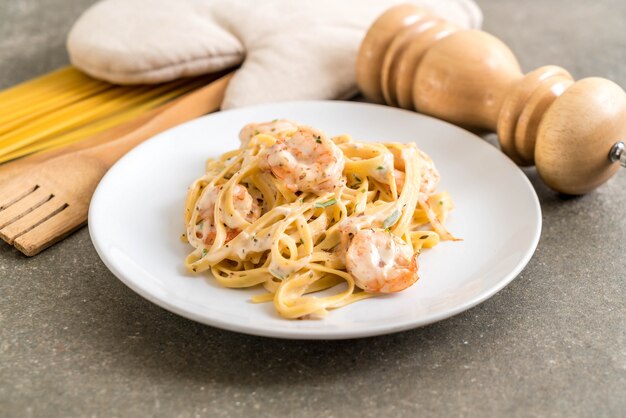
[88,100,542,340]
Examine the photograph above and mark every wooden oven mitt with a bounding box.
[67,0,482,109]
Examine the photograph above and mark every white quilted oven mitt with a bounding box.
[68,0,481,109]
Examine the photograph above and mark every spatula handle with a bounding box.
[81,72,232,168]
[0,101,167,184]
[0,71,233,184]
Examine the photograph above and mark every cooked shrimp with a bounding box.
[195,184,261,245]
[345,229,418,293]
[261,126,345,194]
[239,119,298,148]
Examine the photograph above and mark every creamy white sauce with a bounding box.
[233,231,273,259]
[268,257,310,280]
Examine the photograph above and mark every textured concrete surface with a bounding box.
[1,1,625,417]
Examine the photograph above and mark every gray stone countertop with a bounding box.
[1,1,624,417]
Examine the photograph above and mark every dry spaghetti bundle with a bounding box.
[0,67,208,163]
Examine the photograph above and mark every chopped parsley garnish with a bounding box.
[314,198,337,208]
[254,129,260,135]
[202,248,208,257]
[383,210,401,230]
[315,136,322,144]
[272,118,278,122]
[419,235,429,240]
[377,166,384,170]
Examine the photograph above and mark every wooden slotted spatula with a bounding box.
[0,72,233,256]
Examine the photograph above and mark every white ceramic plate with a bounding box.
[89,101,541,339]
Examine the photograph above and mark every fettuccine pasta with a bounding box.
[183,120,457,319]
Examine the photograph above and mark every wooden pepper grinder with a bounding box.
[356,4,626,195]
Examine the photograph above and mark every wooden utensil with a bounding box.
[0,72,233,256]
[0,97,169,184]
[357,5,626,195]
